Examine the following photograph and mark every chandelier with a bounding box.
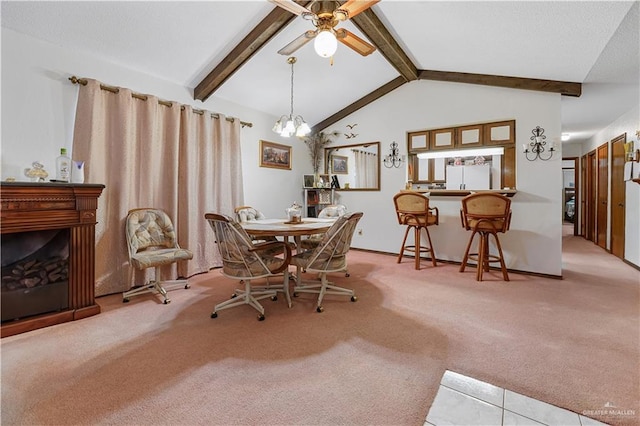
[272,57,310,138]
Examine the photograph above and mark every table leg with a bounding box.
[283,269,292,308]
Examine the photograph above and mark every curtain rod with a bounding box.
[351,149,377,155]
[68,76,253,128]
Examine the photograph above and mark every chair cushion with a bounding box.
[218,239,287,278]
[299,236,322,250]
[291,250,347,272]
[127,209,176,252]
[222,256,286,278]
[318,205,347,218]
[467,218,507,232]
[131,248,193,269]
[237,208,266,222]
[400,213,437,227]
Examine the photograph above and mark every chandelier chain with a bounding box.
[272,56,309,138]
[290,58,294,117]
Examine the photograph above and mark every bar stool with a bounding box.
[459,193,512,281]
[393,192,439,270]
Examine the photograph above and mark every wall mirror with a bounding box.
[324,141,380,191]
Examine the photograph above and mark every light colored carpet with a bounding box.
[1,232,638,425]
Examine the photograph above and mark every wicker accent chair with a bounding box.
[460,193,512,281]
[393,192,439,270]
[205,213,292,320]
[291,212,363,313]
[123,208,193,304]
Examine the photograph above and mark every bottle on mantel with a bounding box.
[55,148,71,182]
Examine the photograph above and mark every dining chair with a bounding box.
[234,205,266,222]
[299,204,347,250]
[123,208,193,304]
[393,192,439,270]
[234,205,280,245]
[205,213,292,320]
[291,211,363,313]
[460,193,512,281]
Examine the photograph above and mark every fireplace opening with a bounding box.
[1,229,70,322]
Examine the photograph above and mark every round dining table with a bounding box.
[240,217,337,309]
[240,217,335,241]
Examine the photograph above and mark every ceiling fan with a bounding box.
[269,0,379,58]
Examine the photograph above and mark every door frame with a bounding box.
[611,133,626,259]
[596,142,609,250]
[585,150,597,242]
[562,157,579,236]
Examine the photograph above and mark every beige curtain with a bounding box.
[353,150,378,188]
[72,79,243,296]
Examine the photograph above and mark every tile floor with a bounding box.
[425,370,609,426]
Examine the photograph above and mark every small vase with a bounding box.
[71,161,85,183]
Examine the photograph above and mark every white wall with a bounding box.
[2,28,565,276]
[321,80,563,276]
[583,106,640,266]
[0,28,311,219]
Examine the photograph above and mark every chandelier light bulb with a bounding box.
[297,121,311,136]
[314,30,338,58]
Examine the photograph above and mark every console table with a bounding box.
[1,182,104,337]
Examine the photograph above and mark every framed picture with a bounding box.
[332,155,348,174]
[303,174,315,188]
[260,140,291,170]
[317,174,330,188]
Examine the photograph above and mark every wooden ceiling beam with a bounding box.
[193,2,313,102]
[312,76,406,132]
[418,69,582,97]
[349,6,418,82]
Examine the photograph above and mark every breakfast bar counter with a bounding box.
[400,189,518,197]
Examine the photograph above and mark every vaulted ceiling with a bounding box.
[2,1,638,143]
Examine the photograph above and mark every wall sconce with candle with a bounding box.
[383,141,405,168]
[523,126,555,161]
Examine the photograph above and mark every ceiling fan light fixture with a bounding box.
[314,29,338,58]
[333,8,348,21]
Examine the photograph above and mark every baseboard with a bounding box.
[623,259,640,271]
[350,248,563,279]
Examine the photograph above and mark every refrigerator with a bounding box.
[446,164,491,190]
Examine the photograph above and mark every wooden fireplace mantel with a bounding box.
[1,182,105,338]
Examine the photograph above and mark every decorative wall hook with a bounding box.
[523,126,555,161]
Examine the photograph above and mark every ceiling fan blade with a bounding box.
[277,30,317,55]
[268,0,312,16]
[335,0,380,20]
[335,28,376,56]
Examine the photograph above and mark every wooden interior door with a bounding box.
[611,134,626,258]
[562,157,578,235]
[596,143,608,249]
[571,157,579,235]
[580,154,587,237]
[586,151,596,241]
